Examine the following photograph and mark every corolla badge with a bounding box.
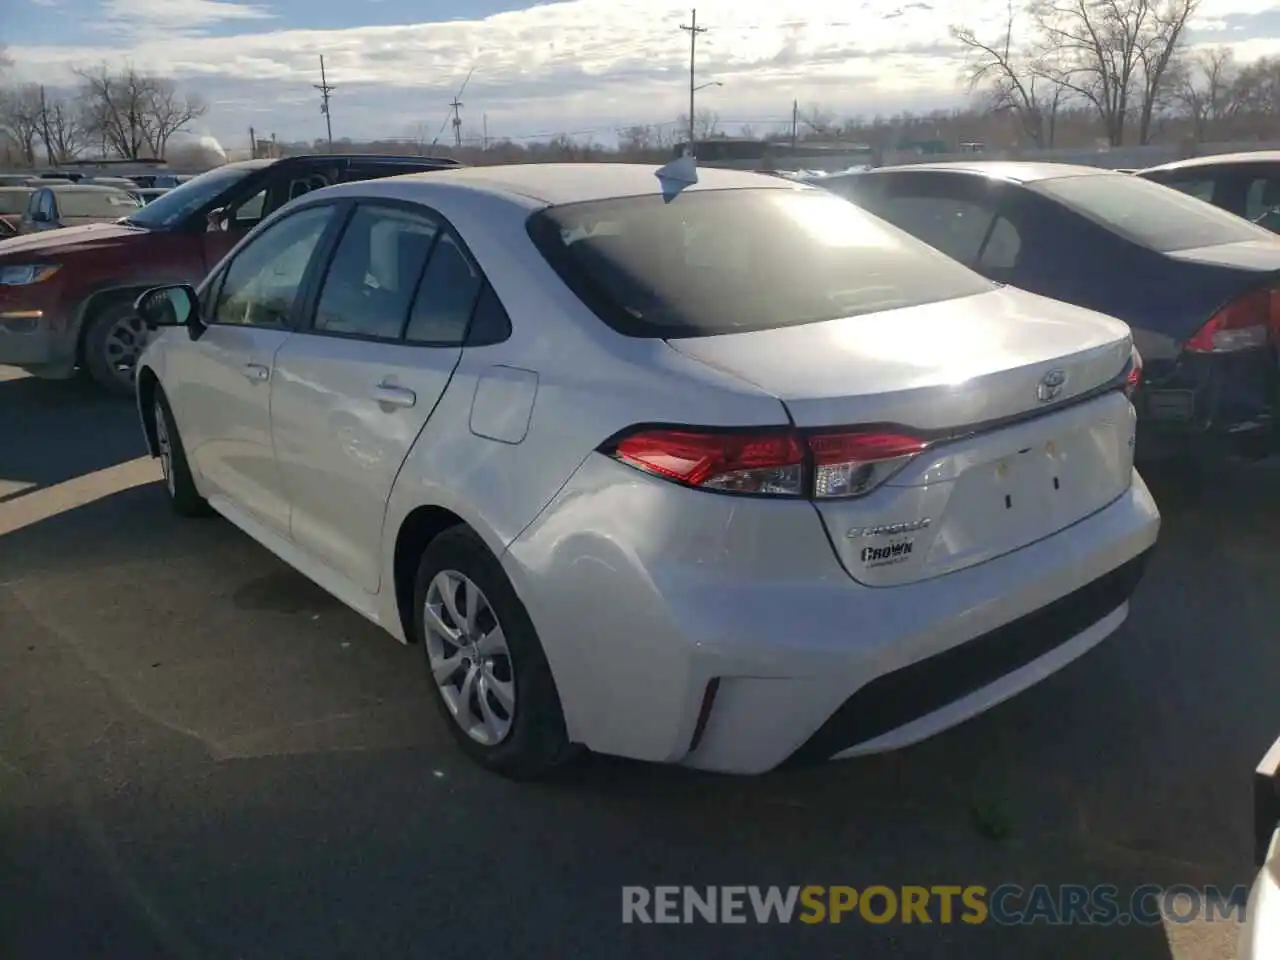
[1037,368,1067,403]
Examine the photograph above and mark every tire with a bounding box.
[153,391,210,518]
[83,299,149,397]
[413,526,578,779]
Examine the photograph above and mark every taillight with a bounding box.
[808,430,928,498]
[1185,289,1274,353]
[1124,346,1142,399]
[611,429,806,495]
[606,427,927,499]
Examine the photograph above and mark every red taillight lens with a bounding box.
[612,429,806,495]
[1124,346,1142,399]
[607,427,928,498]
[1185,289,1273,353]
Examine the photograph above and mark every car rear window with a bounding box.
[526,187,993,338]
[57,189,142,218]
[1032,172,1274,252]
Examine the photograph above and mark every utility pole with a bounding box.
[249,126,256,160]
[791,99,798,154]
[38,85,54,165]
[449,94,464,149]
[314,55,335,152]
[679,8,707,154]
[482,113,489,151]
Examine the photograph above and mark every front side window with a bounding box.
[1032,172,1274,252]
[528,187,994,338]
[312,204,438,340]
[1246,177,1280,222]
[1165,178,1216,204]
[213,205,336,328]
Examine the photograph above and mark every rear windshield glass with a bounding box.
[58,189,142,218]
[1031,173,1274,252]
[527,187,993,338]
[0,191,30,214]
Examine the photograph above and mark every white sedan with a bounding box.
[133,162,1160,778]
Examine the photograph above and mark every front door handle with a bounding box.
[370,383,417,409]
[243,362,269,382]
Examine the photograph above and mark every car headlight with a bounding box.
[0,264,61,286]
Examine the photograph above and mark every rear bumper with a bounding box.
[1135,348,1277,461]
[505,454,1160,774]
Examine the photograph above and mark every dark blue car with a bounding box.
[810,162,1280,463]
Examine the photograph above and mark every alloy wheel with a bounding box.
[423,570,516,746]
[103,313,149,387]
[153,399,175,498]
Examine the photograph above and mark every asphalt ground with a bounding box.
[2,364,1277,959]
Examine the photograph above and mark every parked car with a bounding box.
[0,173,35,188]
[20,183,143,234]
[133,163,1158,778]
[1240,734,1280,959]
[83,175,146,191]
[0,186,32,237]
[131,187,171,205]
[1137,151,1280,232]
[810,163,1280,463]
[0,153,460,395]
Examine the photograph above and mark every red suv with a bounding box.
[0,154,461,394]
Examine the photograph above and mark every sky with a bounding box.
[5,0,1280,153]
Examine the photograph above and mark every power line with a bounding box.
[314,55,335,152]
[679,7,708,152]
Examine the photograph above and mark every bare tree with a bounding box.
[1031,0,1198,146]
[0,84,43,166]
[1232,55,1280,118]
[799,106,837,137]
[140,77,207,158]
[1173,46,1240,140]
[952,2,1057,146]
[75,63,152,158]
[617,124,660,153]
[38,89,87,162]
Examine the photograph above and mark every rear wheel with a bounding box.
[413,526,578,779]
[83,300,148,396]
[153,391,210,517]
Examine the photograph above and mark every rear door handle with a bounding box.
[370,383,417,409]
[243,362,270,382]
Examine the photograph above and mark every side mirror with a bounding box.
[135,284,198,330]
[206,207,230,232]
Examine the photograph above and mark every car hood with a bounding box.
[1167,239,1280,272]
[0,220,147,258]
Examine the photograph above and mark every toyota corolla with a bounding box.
[132,162,1160,778]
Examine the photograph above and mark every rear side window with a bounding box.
[527,188,993,338]
[1032,173,1273,252]
[873,195,995,263]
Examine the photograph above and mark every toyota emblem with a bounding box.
[1037,369,1067,403]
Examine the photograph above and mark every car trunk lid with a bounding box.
[666,286,1137,586]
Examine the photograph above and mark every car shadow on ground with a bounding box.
[0,369,143,504]
[3,483,1254,959]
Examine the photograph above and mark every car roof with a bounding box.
[370,162,797,206]
[0,185,33,192]
[1139,151,1280,173]
[48,182,135,192]
[867,161,1121,183]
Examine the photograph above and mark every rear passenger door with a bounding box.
[270,200,507,592]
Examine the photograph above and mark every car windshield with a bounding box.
[122,164,254,229]
[58,189,143,218]
[0,191,31,214]
[528,187,993,338]
[1032,172,1276,252]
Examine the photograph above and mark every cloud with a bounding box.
[7,0,1280,146]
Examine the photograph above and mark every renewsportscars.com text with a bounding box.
[621,884,1249,926]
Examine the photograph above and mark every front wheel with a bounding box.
[153,391,210,518]
[83,300,150,396]
[413,526,578,779]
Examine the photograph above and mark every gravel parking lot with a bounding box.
[1,363,1277,959]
